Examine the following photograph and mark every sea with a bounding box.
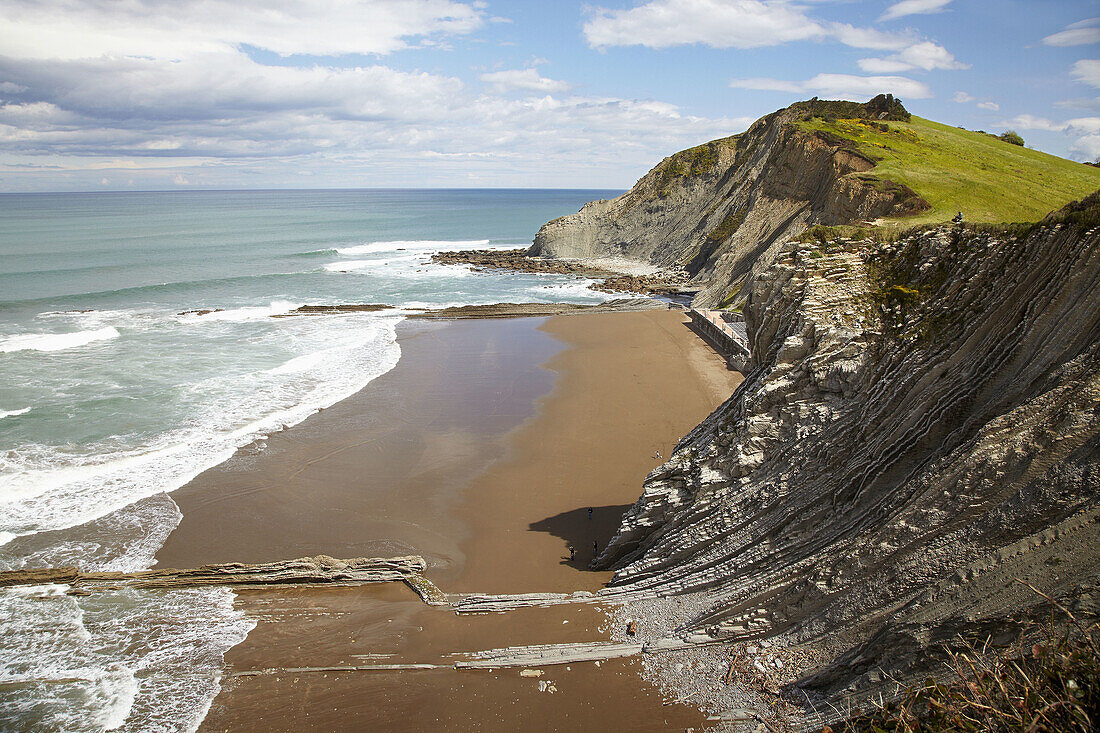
[0,189,619,732]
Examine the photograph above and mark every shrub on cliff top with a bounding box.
[1000,130,1025,146]
[791,94,911,123]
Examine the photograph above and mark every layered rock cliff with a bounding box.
[597,196,1100,718]
[529,95,927,307]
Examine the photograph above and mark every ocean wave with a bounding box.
[0,327,119,354]
[0,407,30,419]
[176,300,301,323]
[323,258,386,273]
[527,279,609,302]
[289,247,338,257]
[1,493,183,574]
[334,239,490,256]
[0,316,403,545]
[322,255,427,273]
[0,583,253,732]
[1,271,306,311]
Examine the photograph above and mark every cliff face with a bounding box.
[598,198,1100,709]
[529,98,927,307]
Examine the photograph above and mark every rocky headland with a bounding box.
[518,96,1100,728]
[530,95,929,309]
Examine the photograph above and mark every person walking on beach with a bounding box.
[569,546,576,561]
[587,507,593,520]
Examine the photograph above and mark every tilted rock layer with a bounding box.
[529,96,927,307]
[598,198,1100,709]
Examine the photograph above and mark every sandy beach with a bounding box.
[157,309,742,731]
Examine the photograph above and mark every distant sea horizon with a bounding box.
[0,186,629,196]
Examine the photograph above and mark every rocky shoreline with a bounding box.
[593,200,1100,729]
[429,248,691,296]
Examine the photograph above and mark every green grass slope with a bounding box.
[795,115,1100,225]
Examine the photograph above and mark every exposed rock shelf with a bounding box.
[593,197,1100,724]
[429,248,690,295]
[0,554,434,594]
[406,298,664,319]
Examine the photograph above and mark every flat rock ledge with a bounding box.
[429,248,691,296]
[407,298,665,319]
[0,555,442,601]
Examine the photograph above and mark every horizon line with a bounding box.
[0,186,631,195]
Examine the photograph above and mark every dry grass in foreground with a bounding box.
[827,585,1098,733]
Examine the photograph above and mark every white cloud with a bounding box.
[999,114,1066,132]
[1042,18,1100,47]
[0,1,777,189]
[1065,118,1100,162]
[993,115,1100,161]
[0,0,486,60]
[858,41,967,73]
[829,24,911,52]
[952,91,999,111]
[1055,97,1100,113]
[581,0,963,87]
[1071,59,1100,88]
[857,58,913,74]
[580,0,942,56]
[729,78,805,94]
[994,115,1100,134]
[1067,117,1100,134]
[0,42,756,189]
[730,73,932,100]
[583,0,825,50]
[880,0,952,22]
[1071,134,1100,160]
[479,68,571,93]
[0,54,466,134]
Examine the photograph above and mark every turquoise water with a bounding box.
[0,188,616,732]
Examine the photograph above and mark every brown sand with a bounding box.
[162,310,741,731]
[455,310,742,593]
[157,316,562,577]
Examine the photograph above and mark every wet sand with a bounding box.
[159,310,742,731]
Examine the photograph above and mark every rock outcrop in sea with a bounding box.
[595,195,1100,722]
[529,95,927,308]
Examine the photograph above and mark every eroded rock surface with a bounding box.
[529,97,927,308]
[0,554,427,590]
[596,198,1100,719]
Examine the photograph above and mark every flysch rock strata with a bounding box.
[529,98,927,308]
[594,198,1100,726]
[0,554,429,592]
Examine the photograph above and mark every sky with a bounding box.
[0,0,1097,192]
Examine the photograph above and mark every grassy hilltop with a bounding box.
[795,113,1100,226]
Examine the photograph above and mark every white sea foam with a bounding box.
[177,300,301,323]
[0,327,119,353]
[0,407,31,419]
[3,494,184,574]
[0,583,253,732]
[0,316,403,546]
[335,238,490,256]
[326,258,477,280]
[528,279,609,302]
